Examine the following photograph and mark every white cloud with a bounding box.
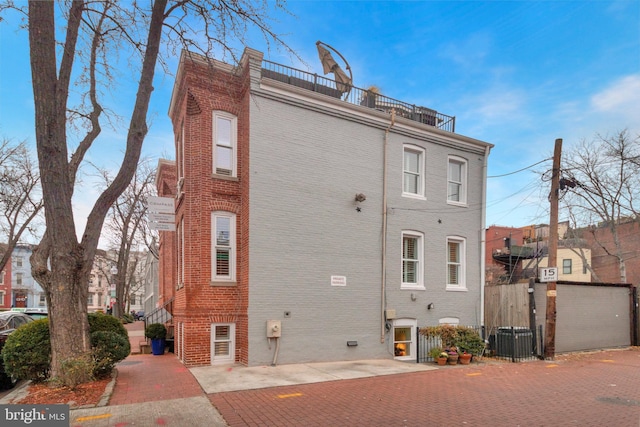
[591,74,640,114]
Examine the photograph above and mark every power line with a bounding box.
[488,157,552,178]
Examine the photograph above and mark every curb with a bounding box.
[96,369,118,407]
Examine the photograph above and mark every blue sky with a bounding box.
[1,1,639,241]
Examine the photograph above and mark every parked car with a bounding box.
[0,311,34,389]
[23,308,48,320]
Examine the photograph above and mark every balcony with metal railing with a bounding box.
[261,60,456,133]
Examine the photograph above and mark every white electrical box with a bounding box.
[267,320,281,338]
[385,309,396,320]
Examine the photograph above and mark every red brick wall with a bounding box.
[581,221,640,284]
[485,226,525,264]
[166,55,251,366]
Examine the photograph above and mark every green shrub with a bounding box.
[3,313,132,383]
[89,312,128,339]
[59,354,94,388]
[1,319,51,382]
[91,330,130,378]
[145,323,167,340]
[122,313,134,324]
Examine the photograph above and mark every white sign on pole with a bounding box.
[539,267,558,282]
[149,222,176,232]
[149,212,175,222]
[148,196,174,214]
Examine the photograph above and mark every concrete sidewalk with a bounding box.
[191,358,436,394]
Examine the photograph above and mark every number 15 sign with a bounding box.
[539,267,558,282]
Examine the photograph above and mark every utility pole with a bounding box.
[544,138,562,359]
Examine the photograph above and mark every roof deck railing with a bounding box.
[261,60,455,133]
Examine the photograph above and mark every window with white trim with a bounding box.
[563,259,572,274]
[213,111,237,177]
[393,318,417,360]
[16,273,23,286]
[16,257,23,268]
[447,237,466,289]
[403,146,425,198]
[0,291,4,306]
[177,120,185,192]
[211,323,235,364]
[212,212,236,282]
[447,156,467,204]
[402,231,424,289]
[177,217,184,289]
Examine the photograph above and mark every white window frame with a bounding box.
[447,156,468,205]
[0,291,4,306]
[177,217,184,289]
[16,273,23,286]
[16,257,23,268]
[211,323,235,365]
[402,145,426,199]
[392,318,417,361]
[212,111,238,177]
[211,211,236,283]
[401,231,424,290]
[446,236,467,291]
[563,259,572,275]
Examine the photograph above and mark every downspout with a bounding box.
[381,110,396,343]
[479,144,491,328]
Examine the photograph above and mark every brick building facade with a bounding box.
[159,47,492,367]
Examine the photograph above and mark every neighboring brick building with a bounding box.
[0,244,11,310]
[159,47,492,367]
[578,220,640,285]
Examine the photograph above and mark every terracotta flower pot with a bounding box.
[436,357,447,366]
[447,354,459,365]
[459,353,472,365]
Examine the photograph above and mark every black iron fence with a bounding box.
[261,60,456,133]
[417,325,542,363]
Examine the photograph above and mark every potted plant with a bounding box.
[446,346,459,365]
[145,323,167,355]
[429,347,448,366]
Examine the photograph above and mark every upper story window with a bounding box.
[212,212,236,283]
[177,120,185,190]
[15,257,23,268]
[213,111,237,177]
[16,273,23,286]
[563,259,572,274]
[447,156,467,205]
[403,145,425,198]
[178,217,184,289]
[446,236,466,290]
[402,231,424,289]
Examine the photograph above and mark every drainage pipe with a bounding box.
[381,110,396,343]
[271,337,280,366]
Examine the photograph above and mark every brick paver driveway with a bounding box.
[209,348,640,426]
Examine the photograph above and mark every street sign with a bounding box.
[148,196,174,214]
[539,267,558,282]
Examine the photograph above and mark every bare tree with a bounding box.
[2,0,294,385]
[561,130,640,283]
[99,160,156,318]
[0,139,43,272]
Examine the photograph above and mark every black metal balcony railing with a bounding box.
[261,60,456,133]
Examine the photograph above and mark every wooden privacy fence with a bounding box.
[484,281,531,334]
